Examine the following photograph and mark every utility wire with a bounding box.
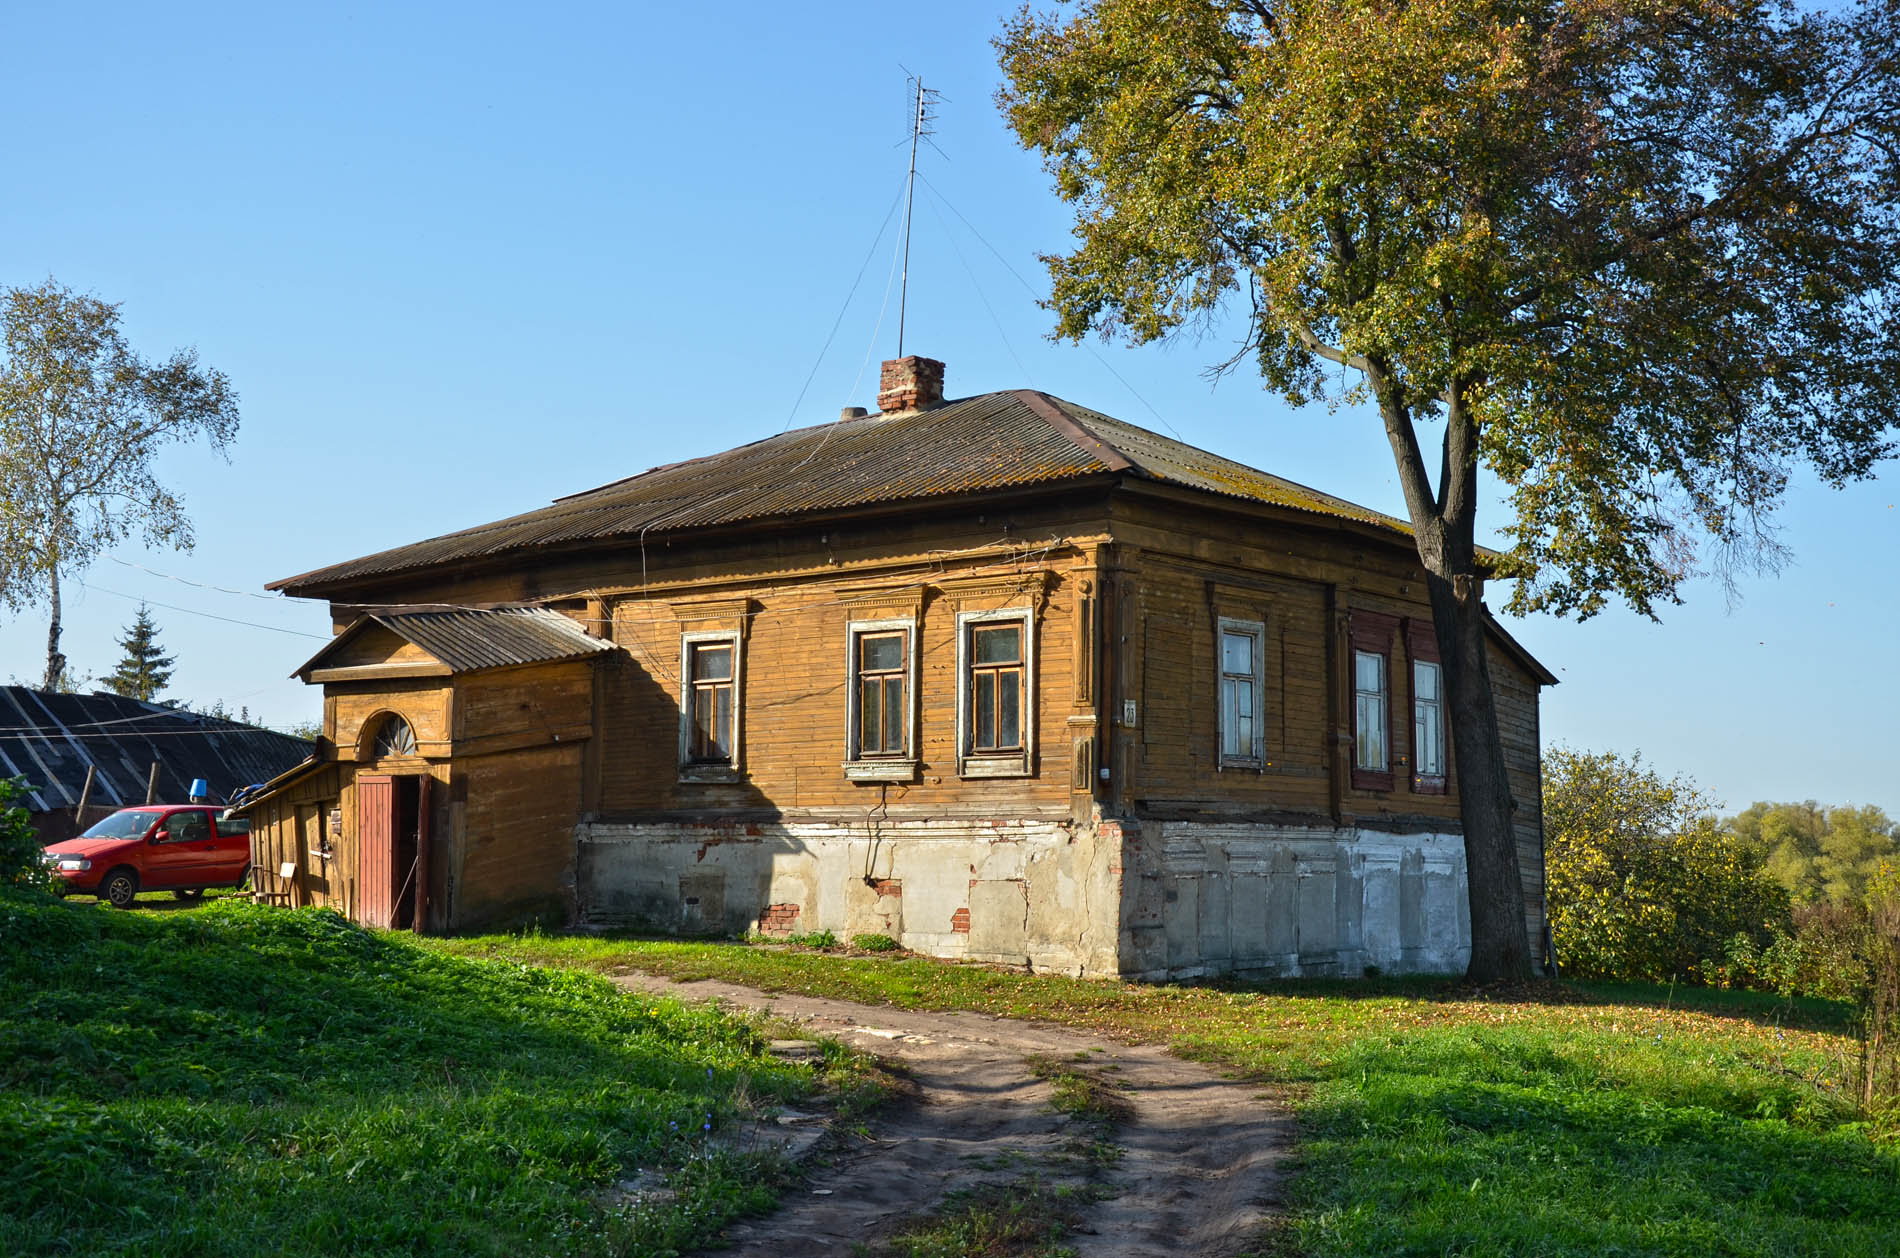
[919,183,1033,386]
[779,177,911,432]
[918,172,1184,439]
[104,555,288,602]
[77,581,329,639]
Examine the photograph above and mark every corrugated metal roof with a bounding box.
[295,606,614,678]
[272,388,1415,593]
[0,687,315,812]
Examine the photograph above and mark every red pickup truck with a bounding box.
[43,805,252,908]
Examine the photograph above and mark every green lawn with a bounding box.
[429,933,1900,1258]
[0,891,869,1258]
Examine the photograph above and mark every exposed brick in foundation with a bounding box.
[870,879,902,898]
[950,907,971,933]
[759,903,801,935]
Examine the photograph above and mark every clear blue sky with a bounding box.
[2,2,1893,817]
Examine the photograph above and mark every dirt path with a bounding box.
[610,972,1292,1257]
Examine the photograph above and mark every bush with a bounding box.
[852,933,900,952]
[1545,748,1789,984]
[0,777,49,893]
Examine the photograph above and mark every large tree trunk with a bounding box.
[1372,364,1532,982]
[43,564,65,692]
[1426,566,1533,982]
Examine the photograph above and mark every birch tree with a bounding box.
[0,280,239,690]
[997,0,1900,979]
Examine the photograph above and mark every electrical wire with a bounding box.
[75,581,329,639]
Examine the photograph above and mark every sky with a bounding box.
[1,2,1894,817]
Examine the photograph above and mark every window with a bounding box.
[166,810,209,843]
[956,608,1034,777]
[1217,618,1265,768]
[970,623,1023,752]
[1405,617,1448,794]
[686,640,735,762]
[1348,610,1398,791]
[1353,651,1388,773]
[845,619,918,779]
[372,714,417,758]
[1413,660,1445,779]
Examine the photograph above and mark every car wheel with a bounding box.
[173,888,205,902]
[101,868,139,910]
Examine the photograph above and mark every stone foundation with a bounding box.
[575,815,1472,979]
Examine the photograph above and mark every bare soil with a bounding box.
[610,971,1292,1257]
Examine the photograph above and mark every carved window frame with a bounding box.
[843,616,919,782]
[955,606,1035,779]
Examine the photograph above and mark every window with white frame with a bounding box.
[956,608,1033,776]
[1413,660,1444,776]
[845,618,917,775]
[1353,649,1388,774]
[1217,618,1265,767]
[681,634,739,766]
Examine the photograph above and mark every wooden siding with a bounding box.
[452,741,585,928]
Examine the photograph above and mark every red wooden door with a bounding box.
[356,775,396,928]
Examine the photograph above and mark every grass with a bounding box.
[855,1178,1095,1258]
[430,932,1900,1257]
[0,890,875,1258]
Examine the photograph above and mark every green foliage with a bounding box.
[0,777,49,892]
[872,1179,1090,1258]
[996,0,1900,618]
[851,933,900,952]
[787,929,840,950]
[102,604,174,702]
[1544,747,1791,983]
[1728,800,1900,906]
[0,279,240,688]
[441,933,1900,1256]
[0,891,853,1257]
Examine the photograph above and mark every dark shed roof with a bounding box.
[271,389,1414,594]
[293,606,614,679]
[0,687,315,812]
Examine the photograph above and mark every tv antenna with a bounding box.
[897,73,942,359]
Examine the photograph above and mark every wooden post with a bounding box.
[73,764,95,821]
[144,762,160,805]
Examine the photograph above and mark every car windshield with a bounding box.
[80,809,163,840]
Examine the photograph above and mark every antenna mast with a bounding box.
[897,74,939,359]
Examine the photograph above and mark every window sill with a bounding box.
[959,754,1030,779]
[843,759,918,783]
[1218,758,1265,772]
[1351,768,1395,793]
[678,763,741,785]
[1412,775,1449,796]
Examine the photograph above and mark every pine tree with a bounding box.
[103,605,174,701]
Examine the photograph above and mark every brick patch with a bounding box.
[950,908,971,933]
[759,903,801,935]
[870,879,902,898]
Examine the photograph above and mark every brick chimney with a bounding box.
[876,356,945,414]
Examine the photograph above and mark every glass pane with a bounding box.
[975,672,996,748]
[861,678,882,751]
[1414,660,1439,701]
[883,676,905,753]
[1354,650,1383,694]
[974,623,1021,664]
[998,671,1021,748]
[693,688,714,755]
[1357,694,1386,770]
[693,644,733,682]
[714,687,732,758]
[1221,630,1253,676]
[860,632,903,673]
[1220,678,1239,756]
[1416,705,1441,776]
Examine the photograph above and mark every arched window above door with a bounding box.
[371,714,418,758]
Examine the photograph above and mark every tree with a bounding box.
[102,604,174,702]
[0,279,240,690]
[1728,801,1900,905]
[996,0,1900,978]
[1544,748,1790,982]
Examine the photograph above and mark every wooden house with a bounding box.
[238,356,1555,977]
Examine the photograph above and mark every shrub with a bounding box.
[0,777,49,893]
[852,933,900,952]
[1545,748,1789,983]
